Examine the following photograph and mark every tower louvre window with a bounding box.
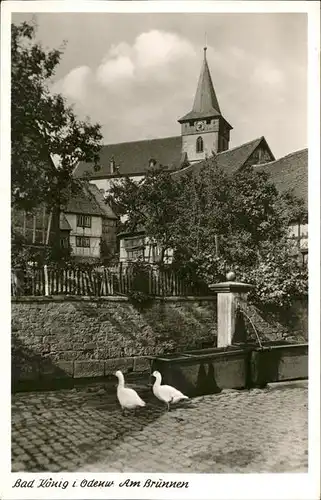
[196,136,204,153]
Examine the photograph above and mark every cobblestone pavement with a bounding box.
[12,380,308,473]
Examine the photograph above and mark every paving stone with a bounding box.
[11,461,27,472]
[12,381,308,473]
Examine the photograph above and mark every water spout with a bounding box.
[237,306,264,350]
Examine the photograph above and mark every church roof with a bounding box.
[74,136,274,182]
[73,135,307,211]
[174,141,308,209]
[173,136,272,178]
[74,136,183,179]
[254,148,308,209]
[178,48,224,123]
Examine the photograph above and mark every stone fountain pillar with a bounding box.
[209,271,254,348]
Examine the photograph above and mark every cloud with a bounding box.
[94,29,197,88]
[59,65,92,100]
[54,30,198,109]
[210,47,285,91]
[134,30,195,69]
[252,60,285,88]
[52,29,201,141]
[96,55,134,86]
[51,28,304,157]
[52,65,93,105]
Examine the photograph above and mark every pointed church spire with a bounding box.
[192,46,221,116]
[178,44,232,161]
[178,46,222,122]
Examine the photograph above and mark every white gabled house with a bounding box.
[61,181,118,262]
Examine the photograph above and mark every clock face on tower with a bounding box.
[195,121,205,131]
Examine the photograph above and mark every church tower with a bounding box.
[178,47,233,163]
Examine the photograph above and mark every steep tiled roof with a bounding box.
[173,136,273,178]
[86,183,118,219]
[174,142,307,208]
[63,181,117,218]
[254,148,308,208]
[73,136,183,179]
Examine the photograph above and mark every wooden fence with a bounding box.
[11,265,206,297]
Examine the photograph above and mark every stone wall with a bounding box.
[12,296,217,384]
[11,295,308,386]
[244,299,308,344]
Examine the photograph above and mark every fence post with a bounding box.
[119,262,123,294]
[44,265,49,296]
[31,268,35,296]
[148,268,152,295]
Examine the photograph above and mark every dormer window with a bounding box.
[196,136,204,153]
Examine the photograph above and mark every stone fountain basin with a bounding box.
[148,341,308,397]
[249,341,308,387]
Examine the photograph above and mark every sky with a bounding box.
[12,11,307,159]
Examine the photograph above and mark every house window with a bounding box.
[123,237,145,261]
[76,236,90,248]
[127,248,144,261]
[302,251,308,266]
[300,223,308,238]
[288,224,299,238]
[196,136,204,153]
[288,222,308,265]
[77,215,92,228]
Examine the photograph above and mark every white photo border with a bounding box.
[1,2,320,499]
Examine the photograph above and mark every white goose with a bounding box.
[115,370,146,415]
[152,370,189,411]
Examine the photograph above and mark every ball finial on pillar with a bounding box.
[226,270,236,282]
[209,272,254,348]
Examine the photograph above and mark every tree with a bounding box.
[107,155,308,308]
[106,165,184,261]
[11,20,103,211]
[244,239,308,308]
[11,21,103,267]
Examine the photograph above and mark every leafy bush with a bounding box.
[127,260,153,308]
[108,155,308,309]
